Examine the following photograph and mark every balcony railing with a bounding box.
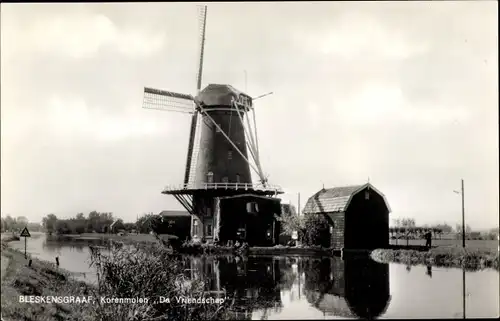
[163,182,283,194]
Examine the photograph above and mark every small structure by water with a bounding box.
[303,183,391,250]
[158,210,191,240]
[109,219,125,234]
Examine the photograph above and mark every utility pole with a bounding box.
[462,268,466,319]
[298,193,301,216]
[461,179,465,248]
[454,180,466,248]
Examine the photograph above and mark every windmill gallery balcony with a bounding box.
[162,182,284,196]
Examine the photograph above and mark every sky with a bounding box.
[1,2,498,229]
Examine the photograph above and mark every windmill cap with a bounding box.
[196,84,252,108]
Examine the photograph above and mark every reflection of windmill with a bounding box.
[141,5,283,220]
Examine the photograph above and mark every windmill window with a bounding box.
[365,191,370,200]
[246,202,259,213]
[207,172,214,183]
[228,150,233,160]
[222,176,229,183]
[206,224,213,237]
[236,174,240,183]
[206,208,212,217]
[193,220,199,237]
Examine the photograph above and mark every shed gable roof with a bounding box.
[303,183,391,214]
[110,219,124,228]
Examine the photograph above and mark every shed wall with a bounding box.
[344,189,389,250]
[326,212,345,250]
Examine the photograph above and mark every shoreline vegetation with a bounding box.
[1,233,499,320]
[1,237,235,321]
[1,240,92,321]
[371,247,499,271]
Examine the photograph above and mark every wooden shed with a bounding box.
[303,183,391,250]
[215,194,282,246]
[158,210,191,240]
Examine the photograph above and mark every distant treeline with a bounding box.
[391,218,499,240]
[1,215,42,233]
[39,212,160,235]
[42,212,115,234]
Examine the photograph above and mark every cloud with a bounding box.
[1,9,166,59]
[331,83,472,127]
[296,11,429,59]
[0,95,185,143]
[44,96,185,142]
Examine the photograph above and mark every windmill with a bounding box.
[142,5,283,217]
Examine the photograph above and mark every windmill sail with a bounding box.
[142,87,194,114]
[184,5,208,186]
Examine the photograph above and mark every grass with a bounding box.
[87,242,235,321]
[1,236,235,321]
[371,246,499,271]
[1,243,92,321]
[390,238,499,251]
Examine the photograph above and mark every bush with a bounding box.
[302,214,330,246]
[89,243,232,320]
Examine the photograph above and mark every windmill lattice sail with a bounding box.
[143,87,194,114]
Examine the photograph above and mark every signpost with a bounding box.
[20,227,31,259]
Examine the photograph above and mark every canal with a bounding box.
[7,234,499,319]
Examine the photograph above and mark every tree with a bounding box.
[27,222,42,232]
[16,216,28,227]
[302,214,330,246]
[455,224,471,234]
[2,215,17,232]
[123,222,136,232]
[401,218,416,228]
[55,220,71,234]
[42,214,58,233]
[434,223,452,234]
[136,213,162,234]
[275,211,304,239]
[455,224,472,239]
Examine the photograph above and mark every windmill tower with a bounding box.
[142,6,283,241]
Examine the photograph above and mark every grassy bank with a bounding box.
[371,246,499,271]
[1,237,234,321]
[389,238,499,251]
[1,234,20,242]
[1,242,92,321]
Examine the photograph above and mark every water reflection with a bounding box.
[426,265,432,278]
[186,256,283,319]
[187,255,391,319]
[302,257,390,319]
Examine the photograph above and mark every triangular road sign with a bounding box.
[20,227,31,237]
